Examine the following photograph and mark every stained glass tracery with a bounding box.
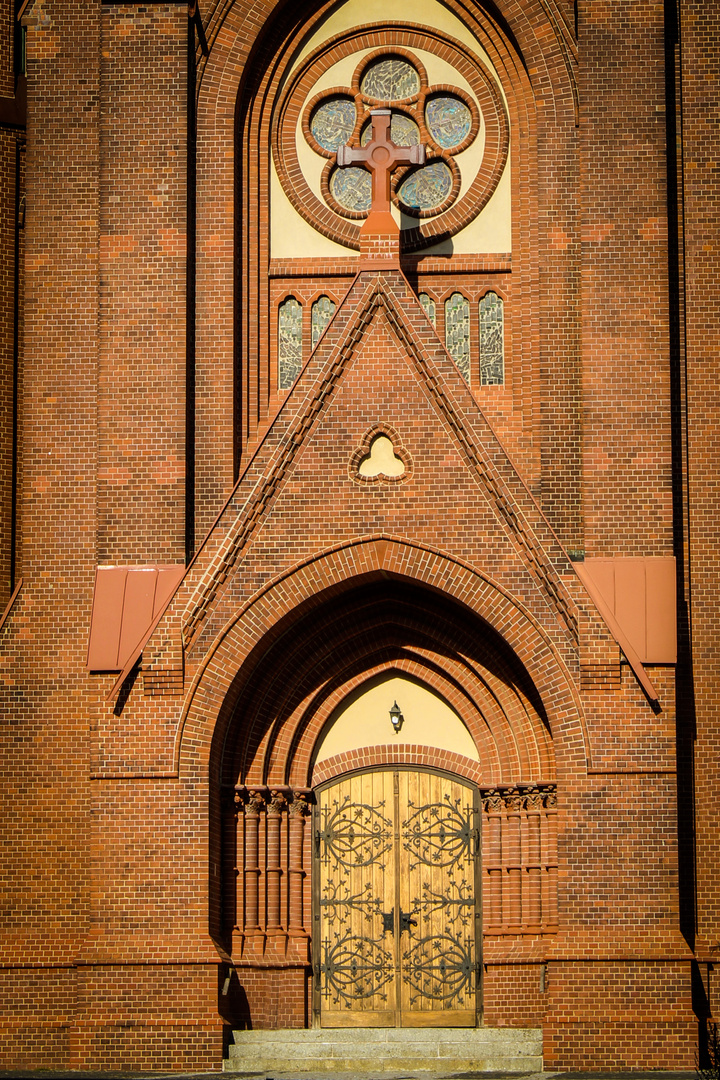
[303,50,479,222]
[479,292,504,385]
[419,293,436,327]
[398,161,453,212]
[311,98,357,152]
[278,297,303,390]
[425,96,472,149]
[445,292,470,383]
[312,296,336,348]
[361,58,420,101]
[330,166,372,214]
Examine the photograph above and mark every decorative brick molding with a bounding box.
[348,422,413,485]
[312,745,484,786]
[176,533,587,790]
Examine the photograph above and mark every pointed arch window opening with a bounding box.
[479,292,504,386]
[311,296,337,350]
[445,292,470,383]
[278,297,303,391]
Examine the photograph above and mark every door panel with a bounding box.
[398,771,478,1025]
[315,769,479,1028]
[316,771,397,1027]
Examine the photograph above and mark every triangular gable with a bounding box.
[110,268,659,705]
[181,270,578,648]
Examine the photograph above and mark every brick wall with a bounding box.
[0,0,712,1071]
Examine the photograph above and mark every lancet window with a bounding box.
[419,293,436,327]
[311,296,336,349]
[479,292,504,386]
[445,292,471,382]
[278,297,303,391]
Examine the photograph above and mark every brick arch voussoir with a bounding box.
[236,589,547,788]
[283,652,555,789]
[312,747,485,788]
[176,537,586,784]
[266,652,500,788]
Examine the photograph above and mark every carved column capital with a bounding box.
[267,790,288,817]
[244,787,268,818]
[289,790,311,818]
[482,789,503,813]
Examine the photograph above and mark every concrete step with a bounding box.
[223,1026,543,1073]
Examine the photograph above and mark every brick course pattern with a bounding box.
[0,0,714,1071]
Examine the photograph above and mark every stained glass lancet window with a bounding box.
[419,293,436,327]
[479,292,504,385]
[445,292,470,382]
[311,296,336,349]
[278,297,303,390]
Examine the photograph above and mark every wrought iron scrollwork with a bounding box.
[412,878,474,928]
[321,930,394,1007]
[318,795,392,867]
[401,932,475,1006]
[320,878,383,925]
[401,794,473,870]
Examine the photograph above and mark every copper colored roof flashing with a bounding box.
[87,565,185,671]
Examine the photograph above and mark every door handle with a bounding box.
[399,910,418,933]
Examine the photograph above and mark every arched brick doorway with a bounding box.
[208,572,562,1030]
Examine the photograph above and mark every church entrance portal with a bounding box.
[314,769,481,1028]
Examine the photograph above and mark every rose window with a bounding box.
[303,51,479,220]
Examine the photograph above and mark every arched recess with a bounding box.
[179,537,586,955]
[191,0,580,539]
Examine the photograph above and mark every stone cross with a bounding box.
[337,109,425,214]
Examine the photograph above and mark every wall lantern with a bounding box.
[389,700,404,733]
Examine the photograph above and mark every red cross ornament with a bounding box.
[337,109,425,215]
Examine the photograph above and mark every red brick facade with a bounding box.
[0,0,716,1071]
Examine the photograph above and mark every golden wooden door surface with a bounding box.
[314,769,480,1028]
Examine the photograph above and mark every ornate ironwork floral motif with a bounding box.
[318,795,392,868]
[412,878,474,928]
[445,292,471,382]
[425,96,472,149]
[479,291,504,385]
[402,933,474,1006]
[401,793,473,869]
[278,296,303,390]
[320,879,383,925]
[303,50,479,220]
[361,58,420,101]
[330,165,372,214]
[311,295,336,349]
[398,161,453,212]
[311,98,357,152]
[321,930,394,1006]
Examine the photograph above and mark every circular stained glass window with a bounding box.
[311,98,357,152]
[360,112,420,147]
[425,96,472,150]
[398,161,453,211]
[330,166,372,213]
[361,58,420,101]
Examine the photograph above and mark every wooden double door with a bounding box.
[314,769,481,1027]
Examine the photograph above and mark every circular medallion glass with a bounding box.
[330,166,372,213]
[360,112,420,147]
[361,58,420,101]
[310,98,357,152]
[425,96,473,150]
[398,161,453,211]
